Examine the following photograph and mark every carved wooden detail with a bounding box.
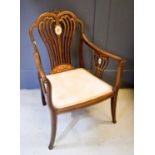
[37,11,77,67]
[93,51,109,78]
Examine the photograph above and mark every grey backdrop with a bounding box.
[20,0,134,89]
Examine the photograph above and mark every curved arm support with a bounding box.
[29,23,47,81]
[29,25,55,111]
[114,60,126,93]
[43,78,55,111]
[34,47,46,80]
[34,49,55,111]
[80,32,126,91]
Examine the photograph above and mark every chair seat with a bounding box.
[46,68,113,109]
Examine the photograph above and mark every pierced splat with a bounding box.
[93,51,109,78]
[37,11,77,72]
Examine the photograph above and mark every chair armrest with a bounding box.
[33,41,50,93]
[33,42,55,110]
[29,25,55,110]
[81,33,125,62]
[81,33,126,92]
[33,41,46,81]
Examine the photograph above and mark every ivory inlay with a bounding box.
[55,25,62,35]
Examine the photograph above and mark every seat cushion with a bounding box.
[46,68,113,109]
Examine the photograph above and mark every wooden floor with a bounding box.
[20,88,133,155]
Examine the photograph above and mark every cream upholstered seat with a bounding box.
[46,68,113,109]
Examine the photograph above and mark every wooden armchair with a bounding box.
[29,11,126,150]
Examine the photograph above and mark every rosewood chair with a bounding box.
[29,11,126,150]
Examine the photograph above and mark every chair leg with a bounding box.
[38,72,46,106]
[48,111,57,150]
[111,95,117,123]
[40,87,46,106]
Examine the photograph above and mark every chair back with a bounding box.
[29,11,83,73]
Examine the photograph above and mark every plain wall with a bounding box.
[20,0,134,89]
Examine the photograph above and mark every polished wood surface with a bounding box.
[29,10,126,149]
[51,64,74,74]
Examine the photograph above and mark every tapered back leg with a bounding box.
[38,72,46,106]
[111,95,117,123]
[48,110,57,150]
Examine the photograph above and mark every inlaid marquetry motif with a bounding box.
[55,25,62,35]
[51,64,74,74]
[98,57,102,65]
[94,51,109,78]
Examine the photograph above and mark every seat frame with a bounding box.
[29,11,126,150]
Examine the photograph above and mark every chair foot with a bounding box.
[48,144,54,150]
[48,111,57,150]
[112,120,117,124]
[111,96,117,123]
